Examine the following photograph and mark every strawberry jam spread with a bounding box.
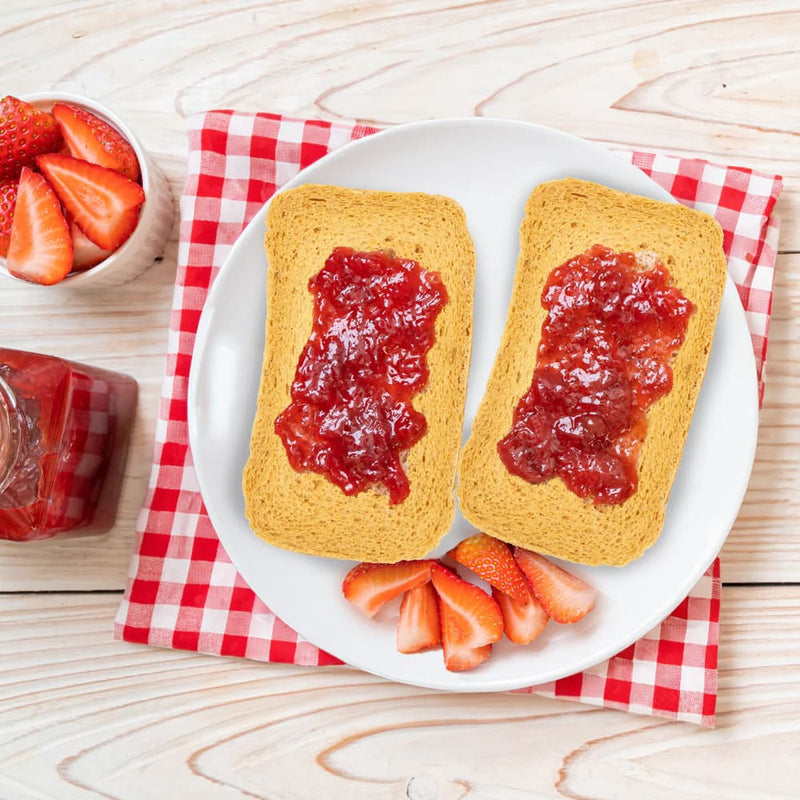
[497,245,694,505]
[274,247,448,504]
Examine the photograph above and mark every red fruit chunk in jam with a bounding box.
[274,247,448,504]
[497,245,694,505]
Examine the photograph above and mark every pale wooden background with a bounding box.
[1,1,798,797]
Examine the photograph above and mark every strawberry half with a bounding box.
[0,178,17,257]
[6,167,73,285]
[430,563,503,649]
[0,96,62,180]
[448,533,530,604]
[52,103,140,181]
[342,560,433,618]
[37,153,145,251]
[397,582,441,654]
[513,548,596,624]
[69,219,111,270]
[493,584,548,645]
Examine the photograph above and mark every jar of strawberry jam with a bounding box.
[0,348,137,541]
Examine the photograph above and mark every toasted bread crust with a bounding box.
[243,184,476,562]
[457,179,727,566]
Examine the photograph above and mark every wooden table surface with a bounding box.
[2,1,798,797]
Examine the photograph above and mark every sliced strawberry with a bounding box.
[436,575,495,671]
[52,103,140,181]
[430,563,503,649]
[0,178,17,256]
[6,167,72,285]
[0,96,62,180]
[70,219,111,270]
[513,548,596,624]
[493,584,548,645]
[441,632,492,672]
[448,533,530,604]
[397,582,441,654]
[343,560,432,618]
[36,153,145,251]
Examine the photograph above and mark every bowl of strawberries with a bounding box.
[0,92,173,287]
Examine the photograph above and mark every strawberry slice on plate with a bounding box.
[37,153,145,251]
[433,565,497,672]
[52,102,140,181]
[6,167,73,285]
[343,560,433,617]
[0,178,18,257]
[492,583,549,645]
[69,219,112,270]
[513,548,596,624]
[397,582,441,654]
[0,96,62,180]
[430,563,503,649]
[448,533,530,604]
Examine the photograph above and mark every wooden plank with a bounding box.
[0,0,796,588]
[0,587,796,798]
[2,0,797,247]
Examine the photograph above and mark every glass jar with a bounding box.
[0,348,138,541]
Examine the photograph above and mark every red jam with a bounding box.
[0,348,137,541]
[275,247,448,504]
[497,245,694,505]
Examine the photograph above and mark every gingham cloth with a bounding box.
[114,111,782,727]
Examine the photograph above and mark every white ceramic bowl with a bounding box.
[0,91,174,288]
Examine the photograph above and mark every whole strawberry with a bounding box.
[0,96,63,180]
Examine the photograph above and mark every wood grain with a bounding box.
[0,1,798,794]
[0,0,797,587]
[3,0,798,246]
[0,588,797,799]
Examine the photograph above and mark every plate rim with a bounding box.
[188,116,759,691]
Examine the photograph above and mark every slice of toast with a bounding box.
[457,178,727,567]
[243,184,476,562]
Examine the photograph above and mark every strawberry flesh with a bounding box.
[0,96,62,180]
[448,532,531,604]
[0,178,17,257]
[440,624,492,672]
[7,167,73,285]
[37,153,144,251]
[493,584,549,645]
[513,548,596,624]
[430,563,503,649]
[397,582,441,654]
[52,103,140,181]
[70,220,112,270]
[342,560,433,618]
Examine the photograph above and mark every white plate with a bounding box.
[188,118,758,691]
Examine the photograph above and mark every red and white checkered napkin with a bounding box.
[114,111,782,727]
